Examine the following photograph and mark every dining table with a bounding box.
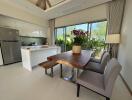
[47,50,93,82]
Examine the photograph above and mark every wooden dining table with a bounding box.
[47,50,93,82]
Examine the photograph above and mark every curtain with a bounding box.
[107,0,126,58]
[48,19,55,45]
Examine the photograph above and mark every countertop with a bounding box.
[21,45,60,52]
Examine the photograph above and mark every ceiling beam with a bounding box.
[46,0,52,7]
[43,0,47,10]
[36,0,51,10]
[36,0,42,6]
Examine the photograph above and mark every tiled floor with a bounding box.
[0,63,131,100]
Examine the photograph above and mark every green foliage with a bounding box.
[55,39,65,45]
[55,22,107,55]
[83,38,104,49]
[82,37,105,56]
[55,37,105,56]
[73,37,85,45]
[91,21,107,41]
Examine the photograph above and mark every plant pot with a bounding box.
[72,45,81,54]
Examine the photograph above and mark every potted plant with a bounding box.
[71,29,88,54]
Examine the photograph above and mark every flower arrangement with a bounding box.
[72,29,89,45]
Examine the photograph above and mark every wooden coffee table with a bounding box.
[47,50,93,82]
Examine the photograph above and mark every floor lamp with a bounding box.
[105,34,120,58]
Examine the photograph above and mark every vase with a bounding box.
[72,45,81,54]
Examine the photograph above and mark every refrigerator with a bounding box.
[0,27,21,65]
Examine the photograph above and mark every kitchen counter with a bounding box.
[21,45,61,71]
[21,45,60,51]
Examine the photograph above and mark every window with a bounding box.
[91,21,107,41]
[65,26,76,51]
[55,28,65,52]
[55,28,65,40]
[55,20,107,55]
[75,23,88,31]
[66,25,75,37]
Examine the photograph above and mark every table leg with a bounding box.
[45,69,47,75]
[59,65,80,83]
[60,64,63,78]
[72,68,80,83]
[71,68,74,79]
[51,68,53,77]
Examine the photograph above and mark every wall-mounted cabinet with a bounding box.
[0,15,48,38]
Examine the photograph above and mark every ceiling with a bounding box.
[28,0,65,6]
[3,0,112,20]
[27,0,65,10]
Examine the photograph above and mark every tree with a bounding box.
[91,21,107,41]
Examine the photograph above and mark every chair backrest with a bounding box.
[100,52,110,71]
[104,58,122,97]
[100,51,107,62]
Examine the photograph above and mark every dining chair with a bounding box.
[76,58,122,100]
[84,52,110,74]
[90,51,106,63]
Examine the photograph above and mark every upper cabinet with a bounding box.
[19,27,47,38]
[0,15,48,38]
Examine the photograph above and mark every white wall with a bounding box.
[0,15,47,37]
[118,0,132,91]
[55,4,107,27]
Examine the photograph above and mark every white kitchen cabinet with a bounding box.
[0,48,3,65]
[21,46,61,71]
[19,27,47,38]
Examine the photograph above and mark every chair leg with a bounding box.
[77,84,80,97]
[106,97,110,100]
[60,64,63,78]
[77,68,79,78]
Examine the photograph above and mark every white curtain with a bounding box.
[107,0,126,58]
[48,19,55,45]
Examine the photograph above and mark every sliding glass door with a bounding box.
[90,21,107,57]
[55,28,65,52]
[65,26,75,51]
[55,20,107,56]
[75,23,88,31]
[91,21,107,41]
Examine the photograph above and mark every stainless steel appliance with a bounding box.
[0,27,21,65]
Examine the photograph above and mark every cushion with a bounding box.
[101,52,110,70]
[84,62,104,74]
[90,57,100,63]
[77,70,105,95]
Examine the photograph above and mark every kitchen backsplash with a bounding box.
[20,36,47,46]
